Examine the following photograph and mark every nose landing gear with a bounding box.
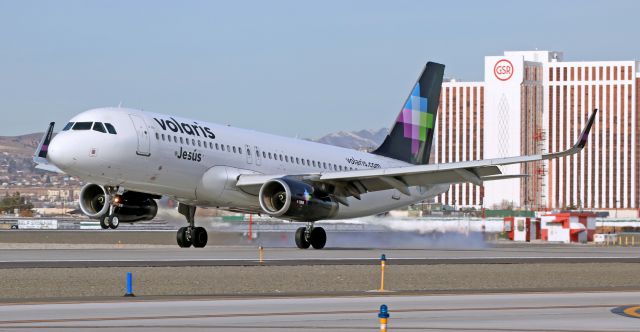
[295,223,326,249]
[99,214,120,229]
[99,190,121,229]
[176,203,208,248]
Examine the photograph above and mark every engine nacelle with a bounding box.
[78,184,158,222]
[258,178,338,221]
[79,184,111,218]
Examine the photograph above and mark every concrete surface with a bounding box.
[0,291,638,331]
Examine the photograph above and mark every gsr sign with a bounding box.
[494,59,514,81]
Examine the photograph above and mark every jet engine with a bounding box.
[258,178,338,221]
[79,184,159,222]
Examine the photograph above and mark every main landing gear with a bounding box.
[295,223,326,250]
[176,203,208,248]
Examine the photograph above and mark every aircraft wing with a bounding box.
[236,109,597,204]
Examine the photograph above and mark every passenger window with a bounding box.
[209,142,213,149]
[239,148,243,155]
[161,134,165,141]
[262,151,266,158]
[192,139,196,146]
[296,157,300,164]
[301,159,305,166]
[285,156,289,162]
[73,122,92,130]
[323,162,327,169]
[215,143,219,150]
[179,137,183,144]
[226,145,230,152]
[268,152,272,159]
[198,140,201,147]
[62,122,74,131]
[221,145,225,151]
[92,122,107,133]
[174,136,177,143]
[279,155,283,161]
[247,148,251,155]
[312,161,316,167]
[104,123,117,134]
[232,146,237,153]
[155,133,159,140]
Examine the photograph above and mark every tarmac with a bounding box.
[1,230,640,331]
[0,291,638,331]
[1,243,640,268]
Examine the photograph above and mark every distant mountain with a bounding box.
[313,128,389,151]
[0,133,43,157]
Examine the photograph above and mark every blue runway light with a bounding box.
[378,304,389,318]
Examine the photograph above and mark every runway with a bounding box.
[1,245,639,268]
[0,291,638,331]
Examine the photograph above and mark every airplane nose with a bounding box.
[47,135,75,169]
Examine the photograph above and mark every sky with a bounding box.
[0,0,638,138]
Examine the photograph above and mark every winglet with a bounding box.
[34,122,55,159]
[33,122,64,174]
[575,108,597,149]
[543,109,597,160]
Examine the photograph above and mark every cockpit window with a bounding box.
[62,122,74,131]
[104,123,117,135]
[92,122,106,133]
[72,122,93,130]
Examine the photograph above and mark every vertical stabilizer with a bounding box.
[372,62,445,165]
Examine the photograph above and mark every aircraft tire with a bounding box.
[177,227,192,248]
[295,227,310,249]
[310,227,326,249]
[99,216,109,229]
[192,227,208,248]
[108,215,119,229]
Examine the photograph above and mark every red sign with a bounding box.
[494,59,514,81]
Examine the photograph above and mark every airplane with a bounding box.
[33,61,597,249]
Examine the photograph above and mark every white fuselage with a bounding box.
[47,107,449,220]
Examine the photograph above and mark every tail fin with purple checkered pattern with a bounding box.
[372,62,445,165]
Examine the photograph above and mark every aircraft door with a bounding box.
[129,114,151,156]
[254,146,262,166]
[245,144,252,164]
